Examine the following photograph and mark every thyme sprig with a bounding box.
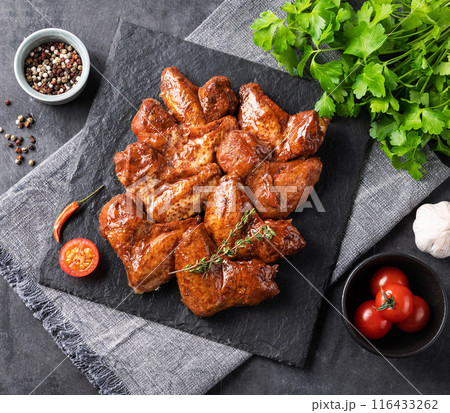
[172,209,276,276]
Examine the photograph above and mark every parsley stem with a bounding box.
[428,99,450,109]
[315,47,343,53]
[399,69,416,80]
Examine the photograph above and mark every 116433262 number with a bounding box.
[372,399,438,410]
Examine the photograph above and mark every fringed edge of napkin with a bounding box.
[0,246,130,395]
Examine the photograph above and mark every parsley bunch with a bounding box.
[251,0,450,179]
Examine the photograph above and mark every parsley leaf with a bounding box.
[251,11,284,51]
[400,103,422,131]
[421,108,446,134]
[297,45,314,76]
[315,92,336,118]
[295,11,327,46]
[383,66,399,90]
[273,45,298,75]
[344,22,386,60]
[353,62,385,98]
[369,116,397,141]
[310,59,343,92]
[273,25,296,53]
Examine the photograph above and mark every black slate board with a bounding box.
[39,22,370,367]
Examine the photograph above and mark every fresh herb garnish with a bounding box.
[251,0,450,180]
[173,209,276,275]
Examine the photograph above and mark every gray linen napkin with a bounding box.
[0,128,249,395]
[1,1,449,395]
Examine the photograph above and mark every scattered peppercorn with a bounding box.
[29,159,35,166]
[2,113,37,163]
[24,41,83,95]
[5,99,11,106]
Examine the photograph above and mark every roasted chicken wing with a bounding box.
[99,193,200,293]
[175,223,279,317]
[160,67,237,126]
[131,98,179,153]
[114,140,167,188]
[165,115,238,168]
[114,141,221,222]
[199,76,238,123]
[131,99,238,168]
[204,174,305,264]
[245,157,323,219]
[239,83,329,161]
[216,130,272,178]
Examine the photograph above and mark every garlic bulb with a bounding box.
[413,201,450,259]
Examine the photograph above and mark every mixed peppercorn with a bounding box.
[1,100,37,166]
[24,42,82,95]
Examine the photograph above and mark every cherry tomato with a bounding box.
[370,266,409,297]
[353,300,392,340]
[59,238,99,277]
[375,283,414,323]
[396,296,430,333]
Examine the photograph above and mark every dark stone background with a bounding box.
[0,0,448,395]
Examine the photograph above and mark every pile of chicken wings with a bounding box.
[99,67,329,317]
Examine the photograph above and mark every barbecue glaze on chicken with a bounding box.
[216,130,272,179]
[99,193,200,293]
[132,100,238,168]
[100,67,329,316]
[239,83,329,161]
[114,141,221,222]
[245,157,323,219]
[204,174,305,264]
[175,223,279,317]
[160,67,238,126]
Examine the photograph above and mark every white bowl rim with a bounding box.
[14,28,90,103]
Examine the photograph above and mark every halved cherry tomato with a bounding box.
[59,238,99,277]
[354,300,392,340]
[375,283,414,323]
[370,266,409,297]
[396,296,430,333]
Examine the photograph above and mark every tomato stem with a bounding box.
[375,286,396,311]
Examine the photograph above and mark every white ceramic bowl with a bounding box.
[14,28,90,105]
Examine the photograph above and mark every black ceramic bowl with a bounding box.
[342,253,448,357]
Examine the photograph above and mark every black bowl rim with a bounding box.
[341,252,448,358]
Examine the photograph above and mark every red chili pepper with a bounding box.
[53,185,104,243]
